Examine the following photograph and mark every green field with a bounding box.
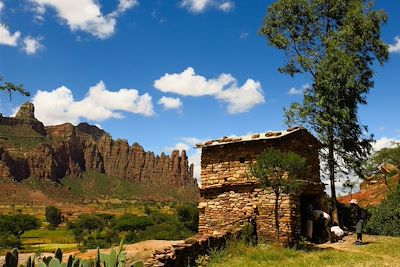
[208,236,400,267]
[20,229,77,253]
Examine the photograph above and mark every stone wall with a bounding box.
[200,129,321,189]
[144,228,242,267]
[198,128,326,245]
[198,187,303,245]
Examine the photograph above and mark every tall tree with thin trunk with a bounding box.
[260,0,389,223]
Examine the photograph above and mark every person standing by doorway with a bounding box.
[350,199,367,245]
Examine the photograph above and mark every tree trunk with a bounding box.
[328,133,339,224]
[274,192,280,242]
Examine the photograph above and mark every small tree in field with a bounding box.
[342,179,356,198]
[250,149,306,241]
[45,206,62,228]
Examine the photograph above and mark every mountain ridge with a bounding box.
[0,102,196,187]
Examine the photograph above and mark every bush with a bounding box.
[366,186,400,236]
[0,214,40,248]
[45,206,62,228]
[176,203,199,232]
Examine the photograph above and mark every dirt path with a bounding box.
[0,240,184,266]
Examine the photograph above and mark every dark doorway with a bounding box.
[300,194,322,239]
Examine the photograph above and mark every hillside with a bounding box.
[338,164,399,207]
[0,102,199,203]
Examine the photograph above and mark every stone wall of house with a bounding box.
[198,187,302,245]
[200,129,321,189]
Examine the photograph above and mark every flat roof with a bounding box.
[195,127,322,148]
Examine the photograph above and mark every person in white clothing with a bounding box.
[331,224,345,242]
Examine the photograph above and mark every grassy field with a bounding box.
[208,235,400,267]
[20,229,77,253]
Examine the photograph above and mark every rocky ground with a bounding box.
[0,240,184,266]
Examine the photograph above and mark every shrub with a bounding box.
[176,203,199,232]
[366,186,400,236]
[0,214,40,248]
[45,206,62,228]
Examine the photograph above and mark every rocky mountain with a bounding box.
[0,102,196,186]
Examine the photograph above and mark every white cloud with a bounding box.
[189,149,201,181]
[216,79,264,114]
[154,67,264,114]
[388,36,400,54]
[22,36,43,54]
[372,137,399,151]
[0,25,21,46]
[217,1,234,12]
[179,0,234,14]
[0,1,4,12]
[288,83,309,96]
[117,0,138,13]
[165,136,206,182]
[164,142,190,154]
[158,96,182,110]
[28,0,137,39]
[32,81,154,125]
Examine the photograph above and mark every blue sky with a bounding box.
[0,0,399,188]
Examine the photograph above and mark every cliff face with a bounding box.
[0,103,195,186]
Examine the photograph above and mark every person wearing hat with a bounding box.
[350,199,367,245]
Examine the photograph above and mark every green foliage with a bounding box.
[250,149,306,192]
[61,171,199,203]
[366,186,400,236]
[0,214,41,248]
[370,143,400,167]
[45,207,62,229]
[260,0,389,222]
[207,237,400,266]
[364,143,400,178]
[113,214,154,232]
[176,203,199,232]
[0,76,30,101]
[250,149,305,241]
[97,240,126,267]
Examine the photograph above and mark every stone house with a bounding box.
[196,127,327,245]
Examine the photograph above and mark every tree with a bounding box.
[250,149,306,241]
[342,179,356,198]
[260,0,389,223]
[0,214,40,247]
[0,76,30,100]
[366,185,400,236]
[364,143,400,189]
[45,206,62,228]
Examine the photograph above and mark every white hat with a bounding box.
[350,199,358,205]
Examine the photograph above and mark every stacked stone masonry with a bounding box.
[197,128,327,246]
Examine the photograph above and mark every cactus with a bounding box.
[66,256,73,267]
[3,248,18,267]
[96,240,126,267]
[54,249,62,263]
[26,256,35,267]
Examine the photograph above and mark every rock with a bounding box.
[15,102,35,119]
[0,103,197,187]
